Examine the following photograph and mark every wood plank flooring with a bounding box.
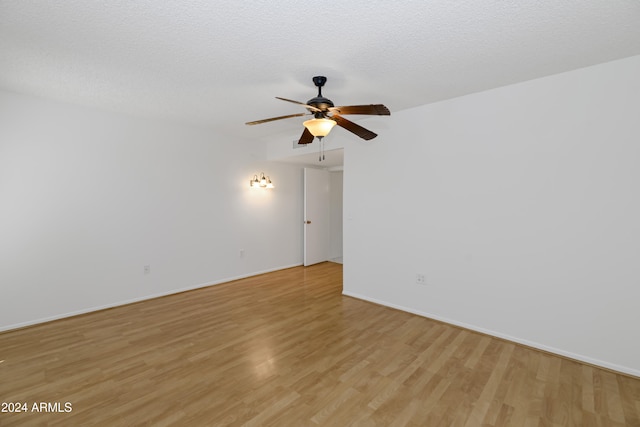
[1,262,639,426]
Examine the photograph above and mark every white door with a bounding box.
[304,168,330,266]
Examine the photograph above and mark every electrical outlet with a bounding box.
[416,274,426,285]
[239,249,245,258]
[144,265,150,275]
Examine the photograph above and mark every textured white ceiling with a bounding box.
[2,1,640,144]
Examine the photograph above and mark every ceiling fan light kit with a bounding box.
[303,118,336,137]
[246,76,390,147]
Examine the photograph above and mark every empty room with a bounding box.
[1,2,640,426]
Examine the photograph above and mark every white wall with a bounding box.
[343,55,640,376]
[329,171,343,261]
[0,90,304,331]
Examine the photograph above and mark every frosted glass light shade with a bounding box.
[303,118,336,137]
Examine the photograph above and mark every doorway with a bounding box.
[303,167,343,266]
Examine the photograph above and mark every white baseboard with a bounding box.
[342,290,640,379]
[0,263,302,333]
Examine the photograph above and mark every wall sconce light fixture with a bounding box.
[250,172,274,189]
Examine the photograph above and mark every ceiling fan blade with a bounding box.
[245,112,307,125]
[276,97,323,112]
[332,115,378,140]
[298,127,314,145]
[329,104,390,116]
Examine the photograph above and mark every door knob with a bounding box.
[305,220,312,224]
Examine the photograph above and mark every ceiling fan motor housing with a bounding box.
[306,96,334,113]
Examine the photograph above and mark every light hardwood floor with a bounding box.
[1,262,639,426]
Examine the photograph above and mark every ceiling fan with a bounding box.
[246,76,391,146]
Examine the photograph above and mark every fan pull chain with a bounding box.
[317,137,325,162]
